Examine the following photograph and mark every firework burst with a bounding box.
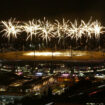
[1,18,21,40]
[39,18,55,43]
[23,19,41,40]
[0,17,105,43]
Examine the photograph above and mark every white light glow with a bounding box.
[1,18,105,42]
[23,51,87,57]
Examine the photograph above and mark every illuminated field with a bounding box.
[0,50,105,62]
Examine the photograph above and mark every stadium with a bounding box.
[0,50,105,63]
[0,18,105,64]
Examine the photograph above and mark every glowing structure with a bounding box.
[0,50,104,62]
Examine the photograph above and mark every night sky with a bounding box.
[0,0,105,23]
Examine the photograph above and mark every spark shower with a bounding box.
[0,18,105,43]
